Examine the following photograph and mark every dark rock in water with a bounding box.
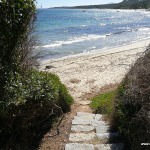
[45,65,55,69]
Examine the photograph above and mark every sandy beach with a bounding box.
[39,39,150,102]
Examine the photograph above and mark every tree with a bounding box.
[0,0,36,99]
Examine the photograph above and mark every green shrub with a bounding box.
[0,0,36,100]
[113,47,150,150]
[91,90,116,115]
[0,69,73,149]
[0,0,73,149]
[0,0,36,70]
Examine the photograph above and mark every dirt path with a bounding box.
[39,102,92,150]
[39,83,119,150]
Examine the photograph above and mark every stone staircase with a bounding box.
[65,112,124,150]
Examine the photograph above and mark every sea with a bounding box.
[34,9,150,61]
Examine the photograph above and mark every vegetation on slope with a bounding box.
[91,90,116,115]
[91,46,150,149]
[0,0,73,149]
[113,46,150,150]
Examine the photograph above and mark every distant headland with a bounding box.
[51,0,150,9]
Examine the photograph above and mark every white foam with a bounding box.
[81,25,88,27]
[138,27,150,31]
[117,27,131,30]
[99,23,106,26]
[37,34,107,49]
[89,46,96,50]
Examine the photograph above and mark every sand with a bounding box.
[39,39,150,102]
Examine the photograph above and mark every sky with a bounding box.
[36,0,123,8]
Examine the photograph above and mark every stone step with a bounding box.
[92,120,108,127]
[96,125,110,134]
[65,143,94,150]
[76,112,103,121]
[66,112,123,150]
[78,101,91,105]
[74,116,95,121]
[95,143,124,150]
[65,143,124,150]
[71,125,95,132]
[97,132,119,140]
[69,133,96,142]
[95,114,103,121]
[72,119,107,126]
[77,112,95,118]
[72,118,92,125]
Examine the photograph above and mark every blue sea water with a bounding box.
[34,9,150,60]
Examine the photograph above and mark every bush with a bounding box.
[0,0,36,100]
[0,0,36,70]
[0,69,73,149]
[113,47,150,150]
[91,90,116,115]
[0,0,73,149]
[0,1,73,149]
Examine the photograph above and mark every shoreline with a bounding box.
[39,38,150,66]
[36,8,150,64]
[39,39,149,102]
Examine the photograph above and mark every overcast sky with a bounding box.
[36,0,123,8]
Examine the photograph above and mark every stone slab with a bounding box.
[74,116,94,121]
[69,133,97,142]
[95,143,124,150]
[96,125,109,134]
[78,101,91,105]
[97,132,119,140]
[72,119,92,125]
[71,125,95,132]
[92,121,107,127]
[77,112,95,118]
[95,114,103,121]
[65,143,94,150]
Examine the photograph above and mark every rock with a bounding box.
[74,115,94,121]
[97,132,119,139]
[69,133,97,142]
[45,65,55,69]
[96,125,109,134]
[72,118,92,125]
[65,143,94,150]
[77,112,95,118]
[71,125,95,132]
[95,143,124,150]
[78,101,91,105]
[95,114,103,121]
[92,120,107,127]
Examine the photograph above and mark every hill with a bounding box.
[61,0,150,9]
